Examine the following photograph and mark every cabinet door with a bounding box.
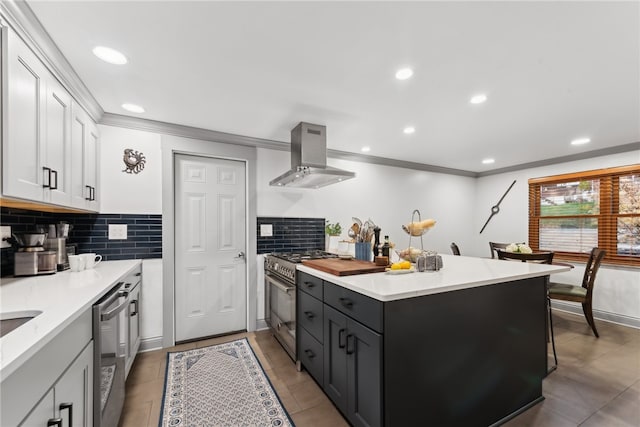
[126,285,141,377]
[4,28,46,201]
[54,341,94,427]
[347,320,382,427]
[19,388,54,426]
[323,305,348,414]
[84,120,99,210]
[44,77,72,205]
[69,102,88,208]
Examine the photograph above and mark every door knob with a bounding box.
[235,251,246,260]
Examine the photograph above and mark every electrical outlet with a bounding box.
[260,224,273,237]
[0,226,11,248]
[108,224,128,240]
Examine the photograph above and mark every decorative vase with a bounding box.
[326,235,340,252]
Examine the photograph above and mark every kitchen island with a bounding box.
[296,254,571,427]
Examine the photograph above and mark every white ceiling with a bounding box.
[26,1,640,173]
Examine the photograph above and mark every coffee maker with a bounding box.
[11,233,57,276]
[44,222,71,271]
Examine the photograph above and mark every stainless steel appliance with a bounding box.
[269,122,355,188]
[45,237,69,271]
[10,232,57,276]
[264,251,338,360]
[93,282,131,427]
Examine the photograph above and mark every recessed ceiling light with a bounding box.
[361,146,371,153]
[470,94,488,104]
[482,158,495,165]
[92,46,127,65]
[571,137,591,146]
[403,126,415,135]
[121,103,145,113]
[395,67,414,80]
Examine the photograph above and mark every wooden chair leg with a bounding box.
[582,302,599,338]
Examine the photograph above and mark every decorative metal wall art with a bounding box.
[122,148,146,174]
[479,179,517,234]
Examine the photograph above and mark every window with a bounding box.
[529,164,640,266]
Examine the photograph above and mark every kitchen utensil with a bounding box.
[301,258,386,276]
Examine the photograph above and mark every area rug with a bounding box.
[159,338,294,427]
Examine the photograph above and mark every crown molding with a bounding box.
[476,141,640,177]
[0,0,103,121]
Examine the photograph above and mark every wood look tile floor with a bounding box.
[119,310,640,427]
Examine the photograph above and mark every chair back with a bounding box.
[497,250,554,264]
[582,248,606,298]
[489,242,524,258]
[450,242,461,256]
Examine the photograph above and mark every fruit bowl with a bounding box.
[396,247,424,263]
[401,219,436,236]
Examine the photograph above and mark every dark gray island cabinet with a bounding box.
[297,256,571,427]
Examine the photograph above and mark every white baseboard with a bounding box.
[139,336,164,352]
[551,301,640,329]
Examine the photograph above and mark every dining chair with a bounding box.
[450,242,461,256]
[548,247,606,338]
[489,242,524,259]
[496,250,554,264]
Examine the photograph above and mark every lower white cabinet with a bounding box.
[20,342,93,427]
[0,310,93,427]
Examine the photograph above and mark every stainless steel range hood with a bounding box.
[269,122,355,188]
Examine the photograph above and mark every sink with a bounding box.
[0,310,42,338]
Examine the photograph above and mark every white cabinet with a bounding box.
[2,26,98,211]
[20,342,93,427]
[0,310,93,427]
[70,102,100,210]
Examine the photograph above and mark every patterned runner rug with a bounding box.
[159,338,294,427]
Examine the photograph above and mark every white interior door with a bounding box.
[174,154,247,342]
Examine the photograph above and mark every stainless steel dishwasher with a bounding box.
[93,281,130,427]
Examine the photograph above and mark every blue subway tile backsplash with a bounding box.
[1,207,162,276]
[257,217,325,254]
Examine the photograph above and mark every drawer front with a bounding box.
[324,281,383,333]
[298,271,323,300]
[298,290,324,342]
[298,327,324,386]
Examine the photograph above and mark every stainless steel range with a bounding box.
[264,251,337,360]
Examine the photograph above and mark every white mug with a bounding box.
[82,253,102,269]
[68,255,85,272]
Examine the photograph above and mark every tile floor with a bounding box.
[119,310,640,427]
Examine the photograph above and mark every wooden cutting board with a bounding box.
[301,258,387,276]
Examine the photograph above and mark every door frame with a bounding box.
[161,135,257,348]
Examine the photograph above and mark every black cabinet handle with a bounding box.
[92,186,96,201]
[135,272,142,276]
[50,169,58,190]
[59,402,72,427]
[304,349,315,359]
[304,281,315,288]
[346,334,355,355]
[304,311,315,320]
[130,299,139,316]
[43,167,52,188]
[338,328,346,349]
[85,185,92,200]
[339,297,354,308]
[47,419,62,427]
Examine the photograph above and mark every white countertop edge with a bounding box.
[297,257,572,302]
[0,260,142,380]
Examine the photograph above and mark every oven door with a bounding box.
[266,273,296,359]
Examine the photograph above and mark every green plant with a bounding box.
[325,221,342,236]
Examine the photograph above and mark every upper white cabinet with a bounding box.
[2,26,99,211]
[70,101,100,210]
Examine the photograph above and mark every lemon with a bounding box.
[400,261,411,269]
[390,263,401,270]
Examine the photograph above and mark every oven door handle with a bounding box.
[101,291,131,321]
[266,275,295,294]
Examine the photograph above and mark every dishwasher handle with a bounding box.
[101,290,130,321]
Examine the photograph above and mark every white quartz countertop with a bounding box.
[297,254,572,302]
[0,260,141,380]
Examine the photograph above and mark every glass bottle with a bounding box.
[382,235,390,258]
